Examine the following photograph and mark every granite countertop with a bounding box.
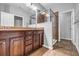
[0,26,44,31]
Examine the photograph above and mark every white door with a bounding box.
[60,11,72,40]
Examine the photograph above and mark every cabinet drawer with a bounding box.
[25,31,33,35]
[25,44,32,55]
[25,35,32,40]
[33,31,37,34]
[25,39,32,45]
[37,31,43,34]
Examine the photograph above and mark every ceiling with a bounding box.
[8,3,77,14]
[9,3,35,14]
[41,3,76,12]
[9,3,47,15]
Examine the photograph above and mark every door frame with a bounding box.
[59,9,75,42]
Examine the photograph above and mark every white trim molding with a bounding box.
[71,40,79,53]
[43,45,53,50]
[76,46,79,53]
[60,38,71,40]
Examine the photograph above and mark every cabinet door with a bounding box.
[0,39,6,56]
[10,37,24,56]
[39,31,44,47]
[34,32,40,49]
[25,44,32,55]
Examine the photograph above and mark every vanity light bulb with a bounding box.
[26,3,38,11]
[41,12,46,15]
[45,14,49,17]
[29,5,37,11]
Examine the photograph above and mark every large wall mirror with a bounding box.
[29,10,48,25]
[29,11,36,25]
[14,16,23,27]
[37,10,47,23]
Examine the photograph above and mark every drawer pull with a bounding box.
[25,40,32,45]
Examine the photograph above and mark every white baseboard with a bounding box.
[43,45,53,50]
[78,49,79,53]
[75,44,79,53]
[76,47,79,53]
[75,45,79,53]
[58,39,61,42]
[71,40,79,53]
[60,38,71,40]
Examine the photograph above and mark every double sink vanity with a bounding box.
[0,26,44,56]
[0,9,45,56]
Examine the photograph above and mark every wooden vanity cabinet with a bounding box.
[25,44,32,55]
[24,31,33,55]
[24,30,44,55]
[10,37,24,56]
[0,39,7,56]
[33,30,44,50]
[0,31,24,56]
[0,29,44,56]
[39,31,44,47]
[33,31,40,50]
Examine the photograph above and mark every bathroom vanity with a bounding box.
[0,26,44,56]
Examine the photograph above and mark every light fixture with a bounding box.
[26,3,37,11]
[45,13,49,17]
[40,11,49,17]
[31,5,37,11]
[41,12,46,15]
